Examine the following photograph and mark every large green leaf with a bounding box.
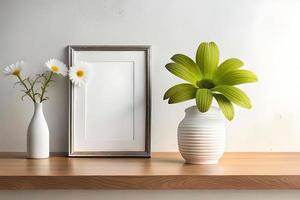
[212,85,251,109]
[171,54,202,80]
[164,83,196,100]
[196,88,213,112]
[165,63,199,84]
[213,93,235,121]
[217,69,258,85]
[196,42,219,78]
[214,58,244,80]
[168,85,197,104]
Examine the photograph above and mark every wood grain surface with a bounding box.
[0,152,300,189]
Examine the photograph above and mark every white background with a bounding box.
[0,0,300,199]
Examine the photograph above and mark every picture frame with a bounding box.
[68,45,151,157]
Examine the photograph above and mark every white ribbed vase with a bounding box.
[178,106,225,164]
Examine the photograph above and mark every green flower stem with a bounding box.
[40,72,53,103]
[27,78,37,102]
[16,74,35,102]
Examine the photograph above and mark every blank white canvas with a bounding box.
[72,51,146,152]
[85,61,134,141]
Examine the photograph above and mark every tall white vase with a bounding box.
[178,106,225,164]
[27,103,49,159]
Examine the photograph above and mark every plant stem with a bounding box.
[16,74,35,102]
[27,79,36,102]
[40,72,53,103]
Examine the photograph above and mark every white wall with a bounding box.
[2,0,300,153]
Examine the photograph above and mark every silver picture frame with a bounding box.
[68,45,151,157]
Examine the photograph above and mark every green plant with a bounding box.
[163,42,257,120]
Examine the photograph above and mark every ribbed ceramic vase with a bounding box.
[27,103,49,159]
[178,106,225,164]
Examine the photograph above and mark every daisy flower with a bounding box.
[45,59,67,76]
[69,63,90,86]
[3,61,24,76]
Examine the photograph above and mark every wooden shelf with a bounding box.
[1,152,300,189]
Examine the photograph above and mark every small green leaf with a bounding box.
[217,69,258,85]
[212,85,251,109]
[164,83,197,100]
[196,42,219,78]
[214,58,244,80]
[196,88,213,112]
[165,63,199,84]
[213,93,235,121]
[171,54,202,80]
[168,85,197,104]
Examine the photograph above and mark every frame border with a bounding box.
[68,45,151,157]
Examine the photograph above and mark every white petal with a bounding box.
[45,58,67,76]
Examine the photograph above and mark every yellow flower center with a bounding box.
[76,69,85,77]
[51,65,59,72]
[12,69,21,76]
